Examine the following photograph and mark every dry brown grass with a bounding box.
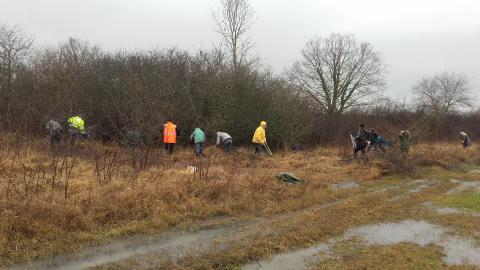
[373,142,480,176]
[0,134,479,267]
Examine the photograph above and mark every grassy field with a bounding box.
[1,134,480,269]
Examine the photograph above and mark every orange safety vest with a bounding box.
[163,122,177,143]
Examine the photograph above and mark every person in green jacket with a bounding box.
[398,130,411,158]
[190,127,206,157]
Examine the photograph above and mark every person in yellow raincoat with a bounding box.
[252,121,267,155]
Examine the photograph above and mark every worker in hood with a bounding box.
[190,127,206,157]
[252,121,267,155]
[398,130,411,159]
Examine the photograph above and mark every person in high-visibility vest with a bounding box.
[163,120,180,155]
[252,121,267,155]
[67,115,87,145]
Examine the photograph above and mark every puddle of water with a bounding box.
[11,224,245,270]
[447,179,480,194]
[372,186,399,193]
[242,220,480,269]
[332,181,359,191]
[423,202,480,217]
[442,237,480,265]
[408,179,436,193]
[346,220,480,265]
[345,220,444,246]
[389,180,435,201]
[408,184,430,193]
[412,179,429,184]
[241,242,333,270]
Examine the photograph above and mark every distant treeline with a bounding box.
[0,34,478,148]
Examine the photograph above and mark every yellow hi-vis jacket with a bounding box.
[252,126,266,144]
[68,116,86,133]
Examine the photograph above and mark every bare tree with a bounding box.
[291,33,386,116]
[0,24,34,93]
[413,72,472,120]
[212,0,255,69]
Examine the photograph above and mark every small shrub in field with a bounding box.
[376,148,414,176]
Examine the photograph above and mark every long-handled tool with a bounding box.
[264,142,273,156]
[350,132,356,150]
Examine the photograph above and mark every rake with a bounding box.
[264,142,273,156]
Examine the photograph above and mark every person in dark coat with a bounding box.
[353,124,369,157]
[460,132,471,148]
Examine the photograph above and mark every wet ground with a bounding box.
[244,220,480,269]
[331,181,359,191]
[11,223,249,270]
[11,175,480,270]
[241,242,333,270]
[447,179,480,194]
[346,220,480,265]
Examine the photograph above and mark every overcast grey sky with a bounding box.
[1,0,479,101]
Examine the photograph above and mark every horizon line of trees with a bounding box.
[0,0,478,148]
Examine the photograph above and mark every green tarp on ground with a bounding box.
[276,172,303,184]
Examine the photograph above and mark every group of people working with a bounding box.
[353,124,392,157]
[47,116,472,158]
[45,116,249,156]
[162,120,234,156]
[353,123,471,159]
[46,116,88,146]
[353,123,414,158]
[168,120,264,156]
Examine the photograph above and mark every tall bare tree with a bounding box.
[213,0,255,69]
[0,24,34,93]
[291,33,386,116]
[412,72,472,119]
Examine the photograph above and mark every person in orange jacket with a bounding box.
[163,120,180,155]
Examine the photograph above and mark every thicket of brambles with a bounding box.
[0,17,478,148]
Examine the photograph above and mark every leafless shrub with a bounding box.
[62,153,77,203]
[192,155,215,181]
[94,149,119,185]
[377,148,414,175]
